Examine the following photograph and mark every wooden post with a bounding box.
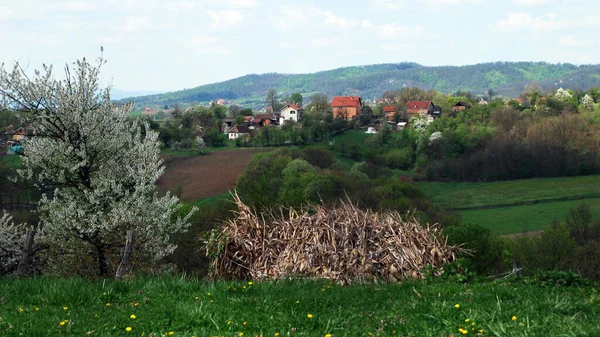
[115,230,134,280]
[16,228,36,277]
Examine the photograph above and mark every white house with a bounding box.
[228,125,250,140]
[278,103,302,124]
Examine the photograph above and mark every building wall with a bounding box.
[333,107,359,120]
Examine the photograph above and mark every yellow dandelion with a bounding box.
[243,286,246,289]
[195,297,199,300]
[207,292,211,296]
[60,321,66,326]
[325,334,332,337]
[106,303,111,306]
[458,328,468,335]
[168,332,174,335]
[478,329,483,333]
[18,307,24,313]
[130,314,136,319]
[512,315,517,321]
[455,303,460,309]
[243,322,247,326]
[465,318,470,323]
[34,307,39,311]
[239,333,244,337]
[248,281,253,285]
[63,306,68,310]
[210,300,214,303]
[472,322,476,326]
[274,333,280,336]
[296,301,300,304]
[126,327,132,332]
[227,321,231,325]
[519,323,525,327]
[307,314,313,319]
[134,302,139,307]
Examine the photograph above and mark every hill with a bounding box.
[121,62,600,109]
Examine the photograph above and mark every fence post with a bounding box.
[115,230,134,280]
[16,228,36,277]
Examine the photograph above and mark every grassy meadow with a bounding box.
[420,175,600,235]
[1,277,600,337]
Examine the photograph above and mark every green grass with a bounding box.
[1,277,599,337]
[190,192,232,208]
[460,199,600,235]
[0,155,22,168]
[419,175,600,210]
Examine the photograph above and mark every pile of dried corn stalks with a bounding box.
[205,193,460,283]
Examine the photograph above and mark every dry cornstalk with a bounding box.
[205,192,462,283]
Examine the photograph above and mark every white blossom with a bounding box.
[410,111,433,136]
[196,136,206,154]
[0,210,25,275]
[0,56,197,275]
[428,131,443,144]
[555,87,572,99]
[581,94,594,110]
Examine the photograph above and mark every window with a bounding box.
[290,110,296,114]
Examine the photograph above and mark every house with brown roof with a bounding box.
[383,105,398,121]
[332,96,362,120]
[252,114,272,127]
[452,101,472,112]
[228,125,250,140]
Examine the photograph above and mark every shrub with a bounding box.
[384,148,413,170]
[443,223,509,275]
[302,146,335,169]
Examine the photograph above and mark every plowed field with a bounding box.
[157,149,266,202]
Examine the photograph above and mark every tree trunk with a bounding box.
[115,230,134,280]
[16,228,36,277]
[96,244,108,276]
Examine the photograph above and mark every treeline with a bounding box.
[124,62,600,108]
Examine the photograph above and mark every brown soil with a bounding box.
[157,149,267,202]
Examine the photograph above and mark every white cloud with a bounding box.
[496,12,600,32]
[362,20,372,28]
[512,0,552,6]
[319,11,357,30]
[61,1,96,11]
[559,34,595,47]
[192,36,231,54]
[207,10,244,30]
[0,6,14,19]
[121,16,149,32]
[163,1,195,11]
[311,37,340,48]
[372,0,405,10]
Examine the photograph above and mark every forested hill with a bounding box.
[123,62,600,108]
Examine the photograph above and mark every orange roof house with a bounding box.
[331,96,362,120]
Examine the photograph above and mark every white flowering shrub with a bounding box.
[196,136,206,154]
[555,87,572,99]
[428,131,443,144]
[0,56,197,275]
[410,111,433,136]
[581,94,594,110]
[0,210,25,275]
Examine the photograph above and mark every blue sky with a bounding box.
[1,0,597,92]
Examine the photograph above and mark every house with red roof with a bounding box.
[278,103,302,124]
[252,114,272,127]
[332,96,362,120]
[383,105,398,121]
[405,100,441,117]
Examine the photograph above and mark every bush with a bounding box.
[443,223,510,275]
[384,148,413,170]
[302,146,335,169]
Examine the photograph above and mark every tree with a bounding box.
[309,93,330,113]
[0,56,197,276]
[487,88,494,101]
[265,89,279,113]
[289,93,303,106]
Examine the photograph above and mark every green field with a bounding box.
[419,175,600,235]
[1,277,599,337]
[0,155,22,168]
[419,175,600,209]
[460,199,600,235]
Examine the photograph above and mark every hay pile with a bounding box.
[205,194,461,283]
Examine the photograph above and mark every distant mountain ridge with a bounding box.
[122,62,600,109]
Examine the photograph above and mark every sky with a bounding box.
[1,0,598,93]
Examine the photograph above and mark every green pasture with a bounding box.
[459,199,600,235]
[1,277,599,337]
[419,175,600,210]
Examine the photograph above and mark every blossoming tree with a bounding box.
[0,56,196,275]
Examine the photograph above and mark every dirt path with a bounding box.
[157,149,267,202]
